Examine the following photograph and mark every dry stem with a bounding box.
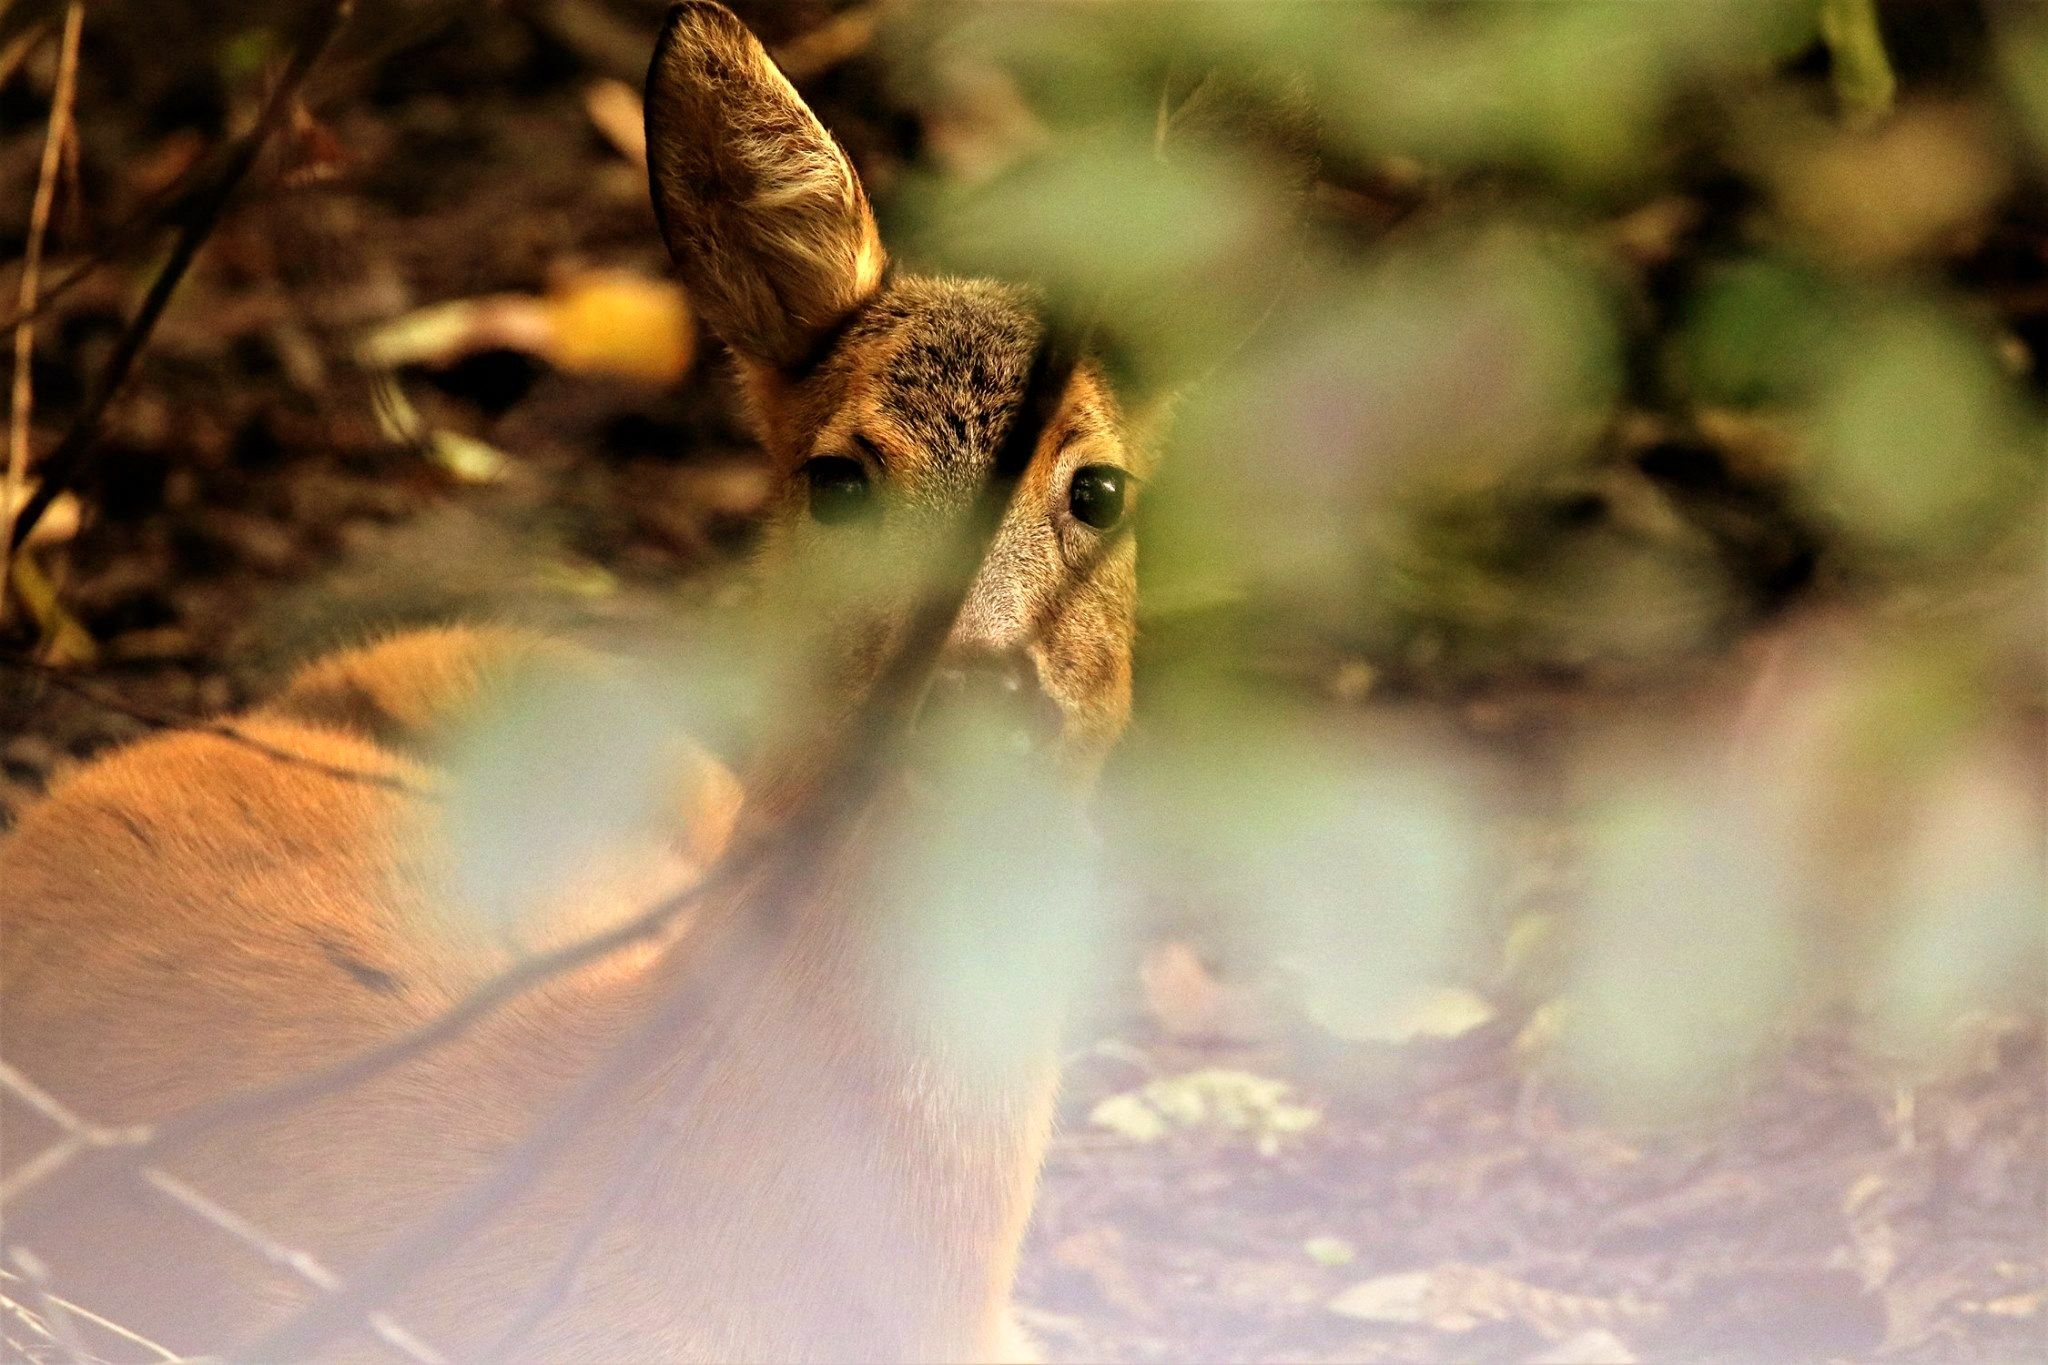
[2,3,81,626]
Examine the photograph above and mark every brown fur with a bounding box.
[0,5,1142,1361]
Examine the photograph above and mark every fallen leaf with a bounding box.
[584,78,646,166]
[360,295,552,371]
[1089,1069,1320,1151]
[0,484,78,547]
[1139,939,1231,1038]
[1322,984,1498,1045]
[1088,1093,1167,1143]
[1978,1290,2046,1318]
[429,430,511,485]
[544,270,696,384]
[5,555,95,665]
[361,270,694,386]
[1304,1236,1357,1267]
[1526,1327,1637,1364]
[1329,1271,1437,1325]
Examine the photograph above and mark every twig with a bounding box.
[772,3,889,83]
[0,654,426,797]
[137,1170,444,1364]
[0,1061,443,1364]
[457,1071,681,1364]
[0,157,219,336]
[0,18,49,94]
[0,821,775,1230]
[7,0,356,556]
[0,0,468,340]
[2,1251,88,1365]
[3,1,80,625]
[0,1060,114,1141]
[0,1269,182,1363]
[0,1134,84,1207]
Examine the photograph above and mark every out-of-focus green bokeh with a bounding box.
[419,0,2042,1115]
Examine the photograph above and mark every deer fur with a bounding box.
[0,5,1144,1360]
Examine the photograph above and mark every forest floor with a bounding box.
[1,4,2042,1362]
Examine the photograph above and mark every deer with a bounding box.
[0,4,1148,1360]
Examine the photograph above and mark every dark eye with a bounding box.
[1067,465,1127,531]
[798,456,872,525]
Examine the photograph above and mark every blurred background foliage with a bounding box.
[0,0,2041,1113]
[872,0,2044,1101]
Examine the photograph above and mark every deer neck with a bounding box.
[592,789,1068,1359]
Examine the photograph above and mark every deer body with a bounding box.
[2,629,1054,1359]
[1,6,1143,1360]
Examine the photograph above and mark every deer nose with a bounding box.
[922,649,1064,756]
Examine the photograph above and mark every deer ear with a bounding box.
[645,2,886,372]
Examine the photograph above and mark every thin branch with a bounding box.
[136,1169,445,1364]
[0,18,50,94]
[0,1060,111,1139]
[0,1134,83,1206]
[0,826,769,1229]
[0,0,481,340]
[2,1251,88,1365]
[3,1,80,625]
[457,1078,681,1364]
[232,895,774,1363]
[0,1066,443,1364]
[0,152,222,337]
[7,0,357,556]
[0,1269,182,1363]
[0,654,427,796]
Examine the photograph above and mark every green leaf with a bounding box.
[1304,1236,1358,1267]
[1819,0,1897,126]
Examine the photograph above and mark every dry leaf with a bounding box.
[362,270,694,386]
[584,78,647,166]
[1333,1264,1667,1340]
[1526,1327,1638,1364]
[1139,939,1232,1038]
[1090,1069,1320,1152]
[1088,1092,1168,1143]
[1304,1236,1358,1267]
[1977,1290,2046,1318]
[1321,984,1498,1045]
[545,270,696,385]
[0,484,78,547]
[1329,1271,1439,1326]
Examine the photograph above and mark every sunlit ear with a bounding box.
[645,2,887,373]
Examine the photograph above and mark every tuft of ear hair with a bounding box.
[644,1,887,373]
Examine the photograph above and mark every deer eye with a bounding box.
[799,456,872,525]
[1067,465,1127,531]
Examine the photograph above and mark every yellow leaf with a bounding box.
[1329,1271,1435,1324]
[361,270,695,386]
[1088,1093,1168,1143]
[584,78,647,166]
[7,555,95,665]
[544,270,696,385]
